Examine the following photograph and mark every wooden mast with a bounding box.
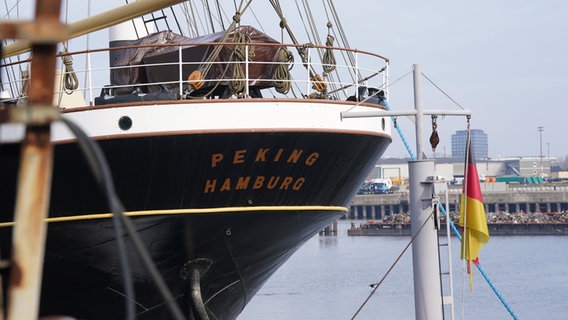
[2,0,61,319]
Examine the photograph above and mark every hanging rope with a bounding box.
[19,69,29,98]
[228,30,253,95]
[273,46,293,94]
[322,23,336,76]
[60,49,79,94]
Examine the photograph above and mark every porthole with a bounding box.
[381,117,386,131]
[118,116,132,131]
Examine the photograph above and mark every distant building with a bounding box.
[519,157,552,177]
[374,156,553,182]
[451,129,488,160]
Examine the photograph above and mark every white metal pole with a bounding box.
[413,64,424,160]
[444,184,455,320]
[410,63,443,320]
[409,160,443,320]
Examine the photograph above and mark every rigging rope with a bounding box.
[384,100,417,160]
[350,211,434,319]
[187,0,252,93]
[437,204,520,320]
[325,0,356,73]
[422,72,466,110]
[271,0,328,95]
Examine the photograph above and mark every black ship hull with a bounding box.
[1,129,390,319]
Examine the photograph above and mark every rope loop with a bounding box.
[228,30,253,95]
[60,49,79,94]
[322,34,336,75]
[232,11,241,24]
[19,69,29,98]
[273,46,293,94]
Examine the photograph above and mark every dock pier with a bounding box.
[349,185,568,221]
[319,220,338,235]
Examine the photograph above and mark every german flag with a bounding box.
[459,135,490,271]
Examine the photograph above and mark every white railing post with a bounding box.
[178,45,183,98]
[306,47,311,96]
[384,62,389,101]
[355,51,359,101]
[87,51,93,106]
[245,44,249,97]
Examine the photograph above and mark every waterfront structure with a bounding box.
[349,185,568,221]
[374,156,556,183]
[451,129,488,160]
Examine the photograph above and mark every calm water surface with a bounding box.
[239,220,568,319]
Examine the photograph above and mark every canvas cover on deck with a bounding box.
[110,26,282,94]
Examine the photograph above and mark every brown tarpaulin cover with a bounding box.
[110,26,282,94]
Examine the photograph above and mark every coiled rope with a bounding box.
[273,46,293,94]
[60,49,79,94]
[228,30,254,95]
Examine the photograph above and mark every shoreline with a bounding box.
[348,220,568,236]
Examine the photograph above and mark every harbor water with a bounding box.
[239,220,568,320]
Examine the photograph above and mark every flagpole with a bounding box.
[462,130,472,288]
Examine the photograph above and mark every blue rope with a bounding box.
[384,101,416,160]
[438,204,520,320]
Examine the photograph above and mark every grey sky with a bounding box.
[335,0,568,160]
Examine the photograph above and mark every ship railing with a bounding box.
[0,41,390,108]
